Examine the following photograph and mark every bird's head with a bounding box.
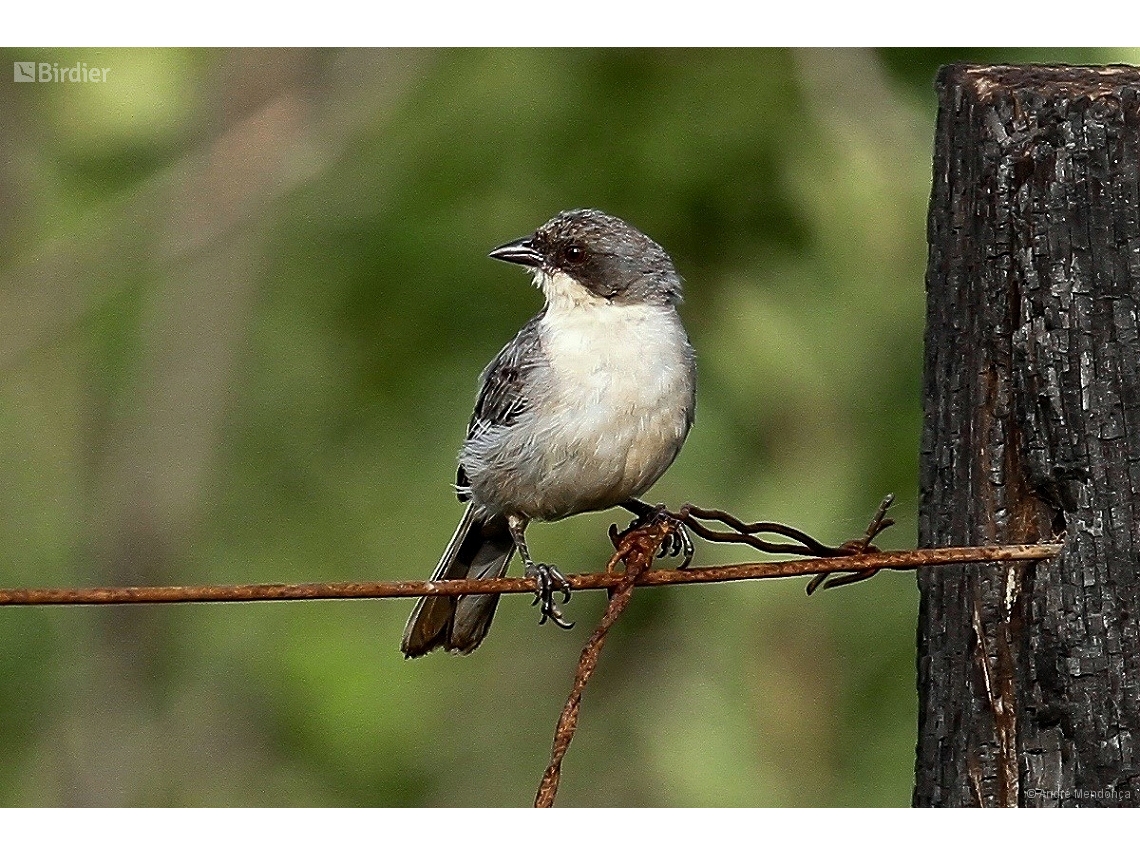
[489,209,682,307]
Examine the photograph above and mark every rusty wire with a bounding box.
[0,499,1065,808]
[0,544,1060,608]
[534,515,674,807]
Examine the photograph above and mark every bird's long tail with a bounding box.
[400,505,516,657]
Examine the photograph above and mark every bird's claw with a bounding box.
[633,504,696,569]
[525,562,574,629]
[657,519,695,569]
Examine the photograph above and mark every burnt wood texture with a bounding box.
[917,64,1140,807]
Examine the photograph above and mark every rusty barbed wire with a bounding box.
[528,497,1060,806]
[534,515,674,807]
[0,499,1064,808]
[0,496,1062,609]
[0,544,1061,608]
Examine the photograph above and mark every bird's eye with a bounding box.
[564,245,584,263]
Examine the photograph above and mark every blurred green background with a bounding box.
[1,47,1135,807]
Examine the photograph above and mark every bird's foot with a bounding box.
[658,512,695,568]
[525,562,574,629]
[611,503,695,569]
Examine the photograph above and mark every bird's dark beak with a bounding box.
[488,236,543,268]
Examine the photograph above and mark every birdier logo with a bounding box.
[13,61,109,83]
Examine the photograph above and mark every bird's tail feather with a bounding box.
[400,505,515,657]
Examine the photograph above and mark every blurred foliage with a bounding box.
[1,47,1137,806]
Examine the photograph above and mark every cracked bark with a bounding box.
[916,63,1140,808]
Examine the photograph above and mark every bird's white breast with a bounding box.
[518,270,694,518]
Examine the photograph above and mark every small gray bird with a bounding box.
[401,209,696,657]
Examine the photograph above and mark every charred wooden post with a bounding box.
[917,63,1140,807]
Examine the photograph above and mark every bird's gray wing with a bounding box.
[456,313,544,499]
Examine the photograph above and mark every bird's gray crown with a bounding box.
[489,208,683,306]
